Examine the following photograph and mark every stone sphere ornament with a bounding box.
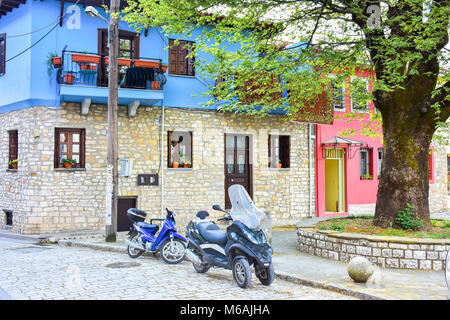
[347,257,374,283]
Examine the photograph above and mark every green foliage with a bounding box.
[395,204,425,231]
[46,52,59,77]
[62,158,76,165]
[319,219,346,232]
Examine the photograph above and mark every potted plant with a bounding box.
[361,174,373,180]
[151,81,161,90]
[179,152,191,168]
[9,159,18,169]
[79,63,97,71]
[172,161,179,168]
[64,71,76,85]
[47,52,62,74]
[62,158,76,168]
[277,159,282,168]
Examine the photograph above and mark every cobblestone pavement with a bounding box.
[0,238,356,300]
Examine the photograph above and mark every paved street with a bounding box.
[0,237,356,300]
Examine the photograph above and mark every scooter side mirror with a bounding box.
[212,204,226,212]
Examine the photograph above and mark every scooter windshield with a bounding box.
[228,184,266,229]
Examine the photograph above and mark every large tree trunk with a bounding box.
[373,89,436,229]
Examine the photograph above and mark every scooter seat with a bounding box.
[197,222,227,245]
[136,222,159,230]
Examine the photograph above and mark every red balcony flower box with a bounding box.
[72,53,101,64]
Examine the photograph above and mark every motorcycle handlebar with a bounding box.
[217,216,232,222]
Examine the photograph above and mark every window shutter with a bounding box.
[428,152,433,181]
[280,136,290,168]
[0,33,6,75]
[268,135,272,167]
[168,39,178,74]
[177,40,188,75]
[187,42,195,76]
[8,130,18,167]
[368,148,373,176]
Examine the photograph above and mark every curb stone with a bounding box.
[58,239,379,300]
[275,272,387,300]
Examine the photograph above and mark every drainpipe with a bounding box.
[160,104,165,218]
[308,123,315,218]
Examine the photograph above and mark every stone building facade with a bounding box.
[0,103,314,235]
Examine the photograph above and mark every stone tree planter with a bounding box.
[296,226,450,271]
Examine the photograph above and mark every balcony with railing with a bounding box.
[55,50,167,116]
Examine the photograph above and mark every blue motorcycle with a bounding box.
[126,208,186,264]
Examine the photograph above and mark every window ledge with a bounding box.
[168,74,196,79]
[55,168,86,172]
[6,169,18,172]
[167,168,193,172]
[269,168,290,171]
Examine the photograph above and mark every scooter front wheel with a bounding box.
[160,238,186,264]
[232,257,252,289]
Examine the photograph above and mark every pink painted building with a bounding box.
[314,68,439,217]
[315,68,382,217]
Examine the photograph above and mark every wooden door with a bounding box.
[98,29,140,86]
[117,198,137,232]
[224,134,252,209]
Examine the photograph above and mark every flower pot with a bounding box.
[12,164,18,170]
[72,53,101,64]
[79,63,97,71]
[64,74,75,85]
[105,57,131,67]
[151,81,161,90]
[277,163,282,168]
[52,56,62,68]
[134,60,159,68]
[184,163,190,168]
[172,162,179,168]
[63,163,73,169]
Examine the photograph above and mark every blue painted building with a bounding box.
[0,0,314,235]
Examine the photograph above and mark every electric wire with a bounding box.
[1,0,82,64]
[5,0,82,38]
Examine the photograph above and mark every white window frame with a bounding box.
[351,77,369,113]
[377,148,383,176]
[332,79,346,112]
[360,149,369,177]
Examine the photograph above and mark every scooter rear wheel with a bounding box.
[232,257,252,289]
[127,234,144,259]
[256,262,275,286]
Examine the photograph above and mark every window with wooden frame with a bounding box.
[360,148,373,179]
[54,128,86,169]
[268,135,290,169]
[332,80,345,111]
[98,29,140,86]
[168,131,192,168]
[168,39,195,76]
[0,33,6,75]
[351,77,369,113]
[8,130,18,170]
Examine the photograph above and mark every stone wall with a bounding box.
[297,227,450,270]
[0,104,314,234]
